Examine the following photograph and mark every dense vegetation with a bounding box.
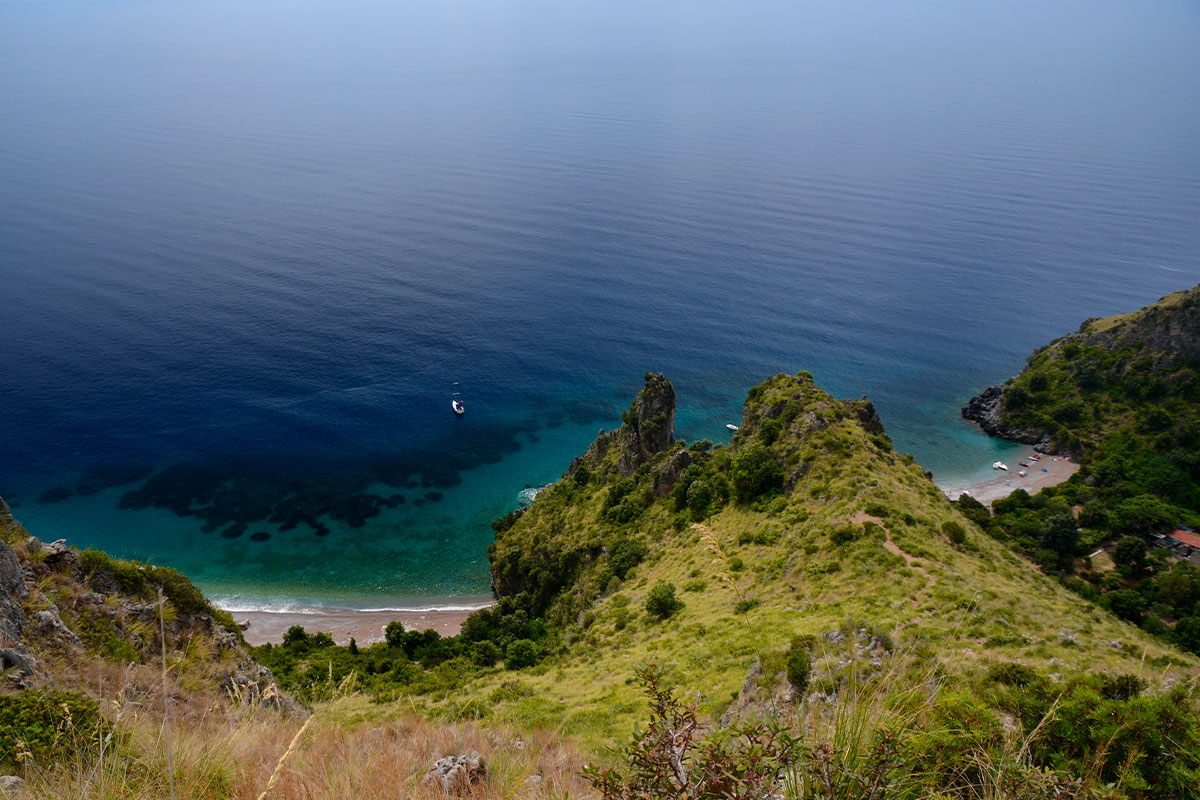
[5,331,1200,797]
[963,285,1200,657]
[367,369,1194,797]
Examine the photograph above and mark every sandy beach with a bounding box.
[228,598,494,647]
[940,454,1079,506]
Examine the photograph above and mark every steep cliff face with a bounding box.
[1074,285,1200,366]
[963,284,1200,456]
[568,372,677,481]
[0,497,293,709]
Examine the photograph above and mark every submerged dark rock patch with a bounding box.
[38,487,73,504]
[75,464,153,496]
[111,419,534,537]
[249,532,270,542]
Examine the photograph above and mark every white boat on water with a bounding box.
[452,382,465,415]
[726,423,739,431]
[992,461,1008,471]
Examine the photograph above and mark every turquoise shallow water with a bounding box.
[1,0,1198,608]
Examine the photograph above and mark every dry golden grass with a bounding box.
[21,698,594,800]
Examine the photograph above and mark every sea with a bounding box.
[2,0,1198,613]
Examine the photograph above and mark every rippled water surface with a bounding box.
[2,0,1198,607]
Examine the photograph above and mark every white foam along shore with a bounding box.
[939,453,1080,506]
[216,595,496,647]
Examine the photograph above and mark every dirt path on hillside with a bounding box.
[852,512,935,612]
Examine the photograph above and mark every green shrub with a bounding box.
[471,640,502,667]
[942,520,966,545]
[644,582,683,620]
[504,639,539,669]
[608,536,647,579]
[0,691,110,767]
[731,444,784,502]
[785,640,811,694]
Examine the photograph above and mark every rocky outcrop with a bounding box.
[653,448,694,497]
[422,752,487,795]
[0,536,28,648]
[32,608,83,651]
[27,537,79,570]
[853,397,886,436]
[1074,284,1200,367]
[568,373,677,480]
[221,671,301,715]
[615,373,676,477]
[961,385,1053,451]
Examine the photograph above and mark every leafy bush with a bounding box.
[583,664,799,800]
[504,639,539,669]
[468,642,501,666]
[645,582,683,620]
[942,520,966,545]
[1113,535,1147,568]
[733,599,760,614]
[0,691,110,767]
[785,640,811,694]
[731,444,783,502]
[608,536,647,580]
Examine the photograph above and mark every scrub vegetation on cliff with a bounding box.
[961,285,1200,659]
[4,366,1200,798]
[250,371,1199,798]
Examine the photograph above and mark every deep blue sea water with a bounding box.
[2,0,1198,609]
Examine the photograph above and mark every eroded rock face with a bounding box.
[567,373,678,481]
[422,752,487,795]
[33,608,83,651]
[961,385,1052,451]
[0,536,28,647]
[616,373,676,477]
[221,672,301,715]
[653,448,694,497]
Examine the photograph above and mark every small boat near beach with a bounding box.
[726,423,739,431]
[992,461,1008,471]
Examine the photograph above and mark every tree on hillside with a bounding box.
[1038,512,1079,571]
[731,444,783,502]
[1105,589,1146,625]
[1113,535,1147,572]
[1113,494,1176,535]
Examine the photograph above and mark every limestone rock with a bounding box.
[221,673,300,715]
[33,608,83,650]
[0,537,28,646]
[0,649,34,675]
[615,373,676,477]
[0,774,26,797]
[41,539,79,569]
[653,448,694,497]
[961,385,1052,448]
[567,373,677,480]
[422,752,487,795]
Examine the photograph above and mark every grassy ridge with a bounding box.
[405,374,1197,746]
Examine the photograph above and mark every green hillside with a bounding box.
[5,368,1200,798]
[958,285,1200,664]
[447,372,1194,726]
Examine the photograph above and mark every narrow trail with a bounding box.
[852,512,935,613]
